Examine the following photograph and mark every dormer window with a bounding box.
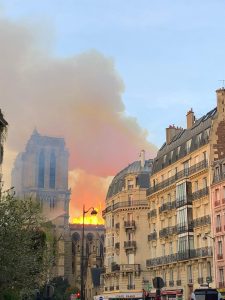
[127,179,134,190]
[186,139,192,153]
[197,133,202,145]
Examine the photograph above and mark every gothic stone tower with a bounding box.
[12,129,72,281]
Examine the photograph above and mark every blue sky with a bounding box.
[1,0,225,147]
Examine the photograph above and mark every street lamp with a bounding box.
[81,205,98,300]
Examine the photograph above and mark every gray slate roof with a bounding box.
[106,159,153,199]
[152,107,217,174]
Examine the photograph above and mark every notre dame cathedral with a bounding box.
[11,129,72,282]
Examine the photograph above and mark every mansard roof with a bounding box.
[152,107,217,174]
[106,159,153,200]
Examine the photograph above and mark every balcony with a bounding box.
[217,254,223,260]
[159,227,176,238]
[215,200,221,207]
[111,263,120,272]
[219,282,225,288]
[177,223,193,234]
[213,172,225,183]
[191,187,209,201]
[127,284,135,290]
[169,280,174,287]
[115,242,120,250]
[124,220,136,231]
[103,200,149,216]
[192,215,211,228]
[148,209,157,218]
[147,160,208,195]
[120,264,140,274]
[176,195,192,208]
[148,231,157,241]
[216,226,222,233]
[198,277,203,284]
[176,280,182,286]
[159,201,176,214]
[124,241,136,250]
[146,247,213,267]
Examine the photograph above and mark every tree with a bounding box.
[0,190,55,299]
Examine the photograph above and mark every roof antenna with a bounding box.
[219,80,225,89]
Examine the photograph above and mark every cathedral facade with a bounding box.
[12,129,72,282]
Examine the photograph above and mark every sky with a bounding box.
[1,0,225,221]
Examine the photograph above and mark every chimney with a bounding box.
[166,125,182,144]
[186,108,195,129]
[216,87,225,115]
[140,150,145,167]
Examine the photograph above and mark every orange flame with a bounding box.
[72,208,105,225]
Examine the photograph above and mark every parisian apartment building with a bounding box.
[98,88,225,300]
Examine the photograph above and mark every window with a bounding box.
[176,182,187,205]
[215,189,220,201]
[127,179,134,190]
[187,265,193,283]
[194,181,198,192]
[38,150,45,188]
[198,263,203,278]
[169,242,173,255]
[183,161,189,176]
[219,268,224,284]
[197,133,202,145]
[202,177,207,189]
[177,207,188,230]
[169,269,173,281]
[216,214,221,229]
[49,151,56,189]
[207,261,212,278]
[218,240,223,255]
[186,139,192,153]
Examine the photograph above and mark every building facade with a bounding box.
[11,129,72,281]
[70,223,104,299]
[211,159,225,293]
[146,88,225,300]
[101,151,153,296]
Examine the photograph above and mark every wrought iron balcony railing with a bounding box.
[176,280,182,286]
[127,284,135,290]
[115,242,120,249]
[219,281,225,288]
[148,209,157,218]
[147,160,208,195]
[192,215,211,228]
[146,247,213,267]
[120,264,140,274]
[148,231,157,241]
[111,263,120,272]
[217,254,223,260]
[124,220,136,230]
[102,200,149,216]
[124,241,136,250]
[191,187,209,201]
[159,200,176,213]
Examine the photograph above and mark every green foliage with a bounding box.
[0,191,55,299]
[45,277,70,300]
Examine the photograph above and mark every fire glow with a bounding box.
[72,214,104,225]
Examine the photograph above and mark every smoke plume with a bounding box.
[0,16,157,219]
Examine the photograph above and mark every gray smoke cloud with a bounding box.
[0,16,157,217]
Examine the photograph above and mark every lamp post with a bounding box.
[80,205,98,300]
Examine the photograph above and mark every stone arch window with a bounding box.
[38,149,45,188]
[49,151,56,189]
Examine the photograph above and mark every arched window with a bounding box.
[49,151,56,189]
[38,150,45,188]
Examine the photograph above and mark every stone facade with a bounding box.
[11,129,72,282]
[146,88,225,299]
[102,151,153,295]
[70,223,104,299]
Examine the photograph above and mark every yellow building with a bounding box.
[146,88,225,300]
[101,151,153,297]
